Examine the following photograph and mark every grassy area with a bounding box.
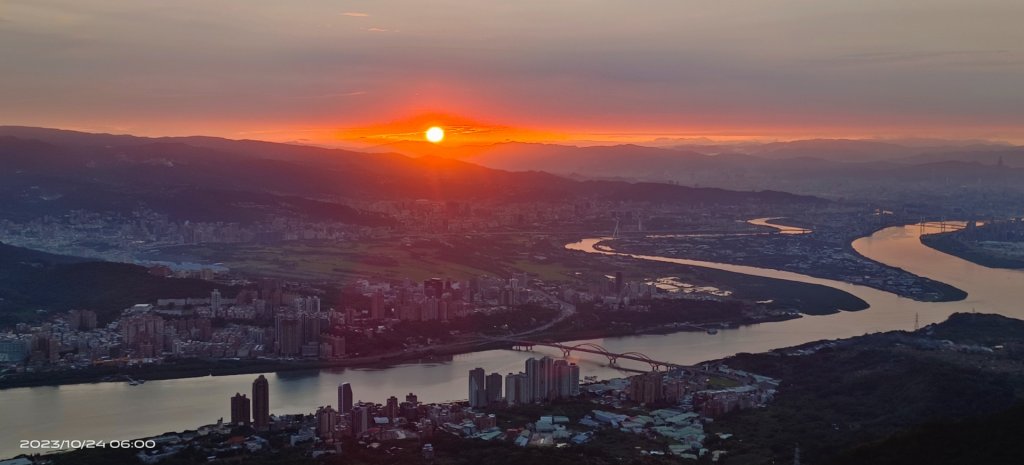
[148,237,583,283]
[150,241,494,281]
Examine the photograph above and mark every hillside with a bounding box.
[0,242,226,325]
[0,127,824,223]
[705,313,1024,465]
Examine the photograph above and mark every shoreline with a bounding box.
[920,232,1024,270]
[0,313,800,390]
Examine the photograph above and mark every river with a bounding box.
[3,222,1023,459]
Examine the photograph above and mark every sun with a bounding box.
[425,126,445,143]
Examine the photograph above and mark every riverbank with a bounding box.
[921,232,1024,270]
[0,310,795,390]
[18,313,1024,465]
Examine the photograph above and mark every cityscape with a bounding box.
[2,1,1024,465]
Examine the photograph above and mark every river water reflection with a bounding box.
[2,223,1023,458]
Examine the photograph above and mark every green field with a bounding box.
[147,237,583,282]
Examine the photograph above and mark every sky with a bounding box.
[1,0,1023,145]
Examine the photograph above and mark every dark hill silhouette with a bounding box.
[0,242,227,325]
[0,127,824,223]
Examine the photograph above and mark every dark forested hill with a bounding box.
[0,242,225,325]
[704,313,1024,465]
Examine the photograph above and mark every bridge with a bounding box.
[505,340,697,372]
[918,220,969,234]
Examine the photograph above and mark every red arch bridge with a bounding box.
[505,340,697,372]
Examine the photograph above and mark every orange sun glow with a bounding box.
[425,126,445,143]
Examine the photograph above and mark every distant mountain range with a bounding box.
[0,126,822,223]
[372,138,1024,199]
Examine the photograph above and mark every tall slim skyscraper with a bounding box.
[230,393,250,426]
[538,356,555,401]
[568,363,581,397]
[211,289,222,313]
[554,359,570,399]
[252,375,270,430]
[468,367,487,408]
[274,314,301,356]
[385,396,399,421]
[525,357,541,403]
[504,372,519,406]
[485,372,503,404]
[338,383,353,414]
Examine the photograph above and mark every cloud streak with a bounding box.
[0,0,1021,142]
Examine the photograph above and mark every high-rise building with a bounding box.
[485,372,503,404]
[525,357,541,403]
[614,271,624,294]
[385,396,399,421]
[121,313,166,355]
[338,383,353,414]
[504,372,530,405]
[68,309,98,331]
[252,375,270,430]
[553,359,570,398]
[315,405,338,440]
[211,289,222,313]
[628,371,664,405]
[424,278,444,299]
[537,356,555,401]
[230,393,250,426]
[321,334,346,358]
[468,367,487,408]
[504,372,520,406]
[274,314,301,356]
[301,312,321,346]
[552,360,580,399]
[352,405,370,437]
[371,289,385,320]
[405,392,418,405]
[569,363,581,397]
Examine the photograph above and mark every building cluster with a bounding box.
[622,367,778,414]
[0,266,574,380]
[356,274,539,325]
[0,309,118,366]
[468,356,581,408]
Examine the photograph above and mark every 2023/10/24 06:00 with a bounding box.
[20,439,157,450]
